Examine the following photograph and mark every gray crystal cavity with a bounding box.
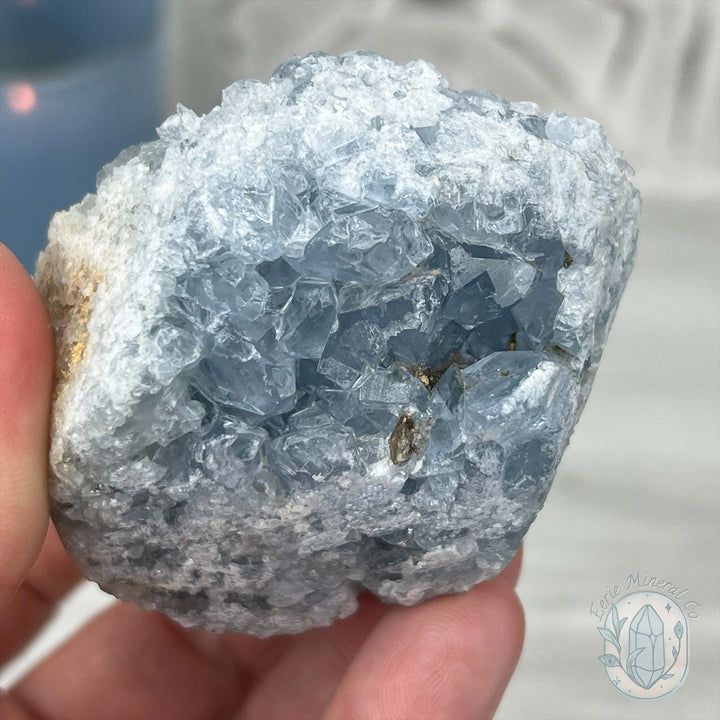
[36,51,639,636]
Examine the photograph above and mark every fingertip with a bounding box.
[0,243,54,603]
[323,573,525,720]
[469,577,525,713]
[497,544,523,588]
[0,243,54,415]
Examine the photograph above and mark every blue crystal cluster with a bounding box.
[37,52,639,635]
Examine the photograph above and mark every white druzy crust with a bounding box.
[36,51,639,636]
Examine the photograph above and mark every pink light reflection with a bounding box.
[6,83,37,115]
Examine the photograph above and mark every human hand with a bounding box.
[0,242,524,720]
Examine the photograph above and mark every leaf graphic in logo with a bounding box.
[598,654,621,667]
[672,645,678,660]
[662,673,674,679]
[611,603,620,636]
[598,626,621,653]
[674,621,684,639]
[625,647,646,688]
[617,616,627,634]
[626,661,642,687]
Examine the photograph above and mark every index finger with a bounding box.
[0,242,54,604]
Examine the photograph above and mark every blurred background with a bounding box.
[1,1,718,718]
[0,0,161,270]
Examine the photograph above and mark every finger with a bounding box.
[0,523,81,665]
[236,549,522,720]
[0,691,37,720]
[10,603,249,720]
[0,243,54,605]
[497,544,523,588]
[236,593,389,720]
[322,576,525,720]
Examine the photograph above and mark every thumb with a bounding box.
[0,242,54,604]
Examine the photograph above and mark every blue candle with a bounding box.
[0,0,162,271]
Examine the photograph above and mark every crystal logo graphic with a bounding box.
[596,591,689,699]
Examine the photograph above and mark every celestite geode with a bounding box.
[36,51,639,636]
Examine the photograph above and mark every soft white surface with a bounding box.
[2,2,718,717]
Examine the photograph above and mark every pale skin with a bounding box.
[0,241,524,720]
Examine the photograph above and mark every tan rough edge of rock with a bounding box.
[35,257,103,404]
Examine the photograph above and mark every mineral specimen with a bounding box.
[36,51,640,636]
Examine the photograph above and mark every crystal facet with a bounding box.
[36,51,640,636]
[627,604,666,688]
